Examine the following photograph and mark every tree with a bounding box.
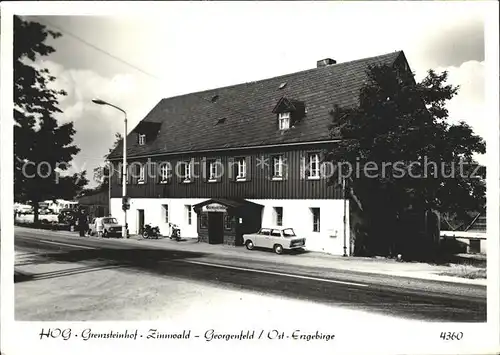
[92,132,123,192]
[326,63,486,260]
[14,16,88,223]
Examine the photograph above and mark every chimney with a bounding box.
[317,58,337,68]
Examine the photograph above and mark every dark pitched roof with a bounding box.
[192,198,264,213]
[108,51,404,160]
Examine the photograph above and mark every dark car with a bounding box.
[58,208,78,225]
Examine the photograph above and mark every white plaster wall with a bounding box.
[247,199,350,256]
[110,198,350,255]
[456,237,487,255]
[110,198,205,239]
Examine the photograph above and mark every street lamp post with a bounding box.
[92,98,128,238]
[342,177,348,257]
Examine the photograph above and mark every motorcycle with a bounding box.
[142,223,161,239]
[169,222,181,241]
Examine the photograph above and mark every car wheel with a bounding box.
[245,240,254,250]
[273,244,284,255]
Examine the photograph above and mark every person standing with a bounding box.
[77,209,88,237]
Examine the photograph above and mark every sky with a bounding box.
[21,1,488,187]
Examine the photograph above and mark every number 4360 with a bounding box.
[440,332,463,340]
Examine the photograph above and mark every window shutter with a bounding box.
[283,155,289,180]
[267,155,273,181]
[190,158,195,182]
[216,158,222,182]
[300,152,308,180]
[133,163,139,184]
[151,161,158,184]
[126,163,132,184]
[228,157,235,181]
[158,163,164,184]
[133,163,138,184]
[319,150,326,179]
[201,157,208,182]
[142,161,147,183]
[177,161,184,184]
[166,163,172,184]
[245,156,252,181]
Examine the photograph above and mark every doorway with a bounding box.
[137,209,145,235]
[208,212,224,244]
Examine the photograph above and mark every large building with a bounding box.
[108,50,412,255]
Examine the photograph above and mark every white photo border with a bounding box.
[1,1,499,355]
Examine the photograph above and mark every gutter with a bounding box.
[108,139,342,161]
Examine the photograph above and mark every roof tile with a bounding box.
[109,51,402,159]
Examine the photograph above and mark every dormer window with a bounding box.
[273,97,305,130]
[138,134,146,145]
[278,112,291,130]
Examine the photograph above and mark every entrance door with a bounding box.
[137,209,145,235]
[208,212,224,244]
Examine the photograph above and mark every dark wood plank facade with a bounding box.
[110,144,344,200]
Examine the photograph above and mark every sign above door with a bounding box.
[202,203,227,212]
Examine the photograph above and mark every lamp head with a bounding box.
[91,98,107,105]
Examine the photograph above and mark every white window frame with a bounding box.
[138,134,146,145]
[224,215,232,230]
[273,207,283,227]
[308,153,320,179]
[160,163,170,183]
[236,157,246,180]
[311,208,320,232]
[162,204,169,223]
[182,161,191,182]
[209,160,217,181]
[138,164,145,184]
[278,112,291,130]
[272,155,284,180]
[186,205,192,225]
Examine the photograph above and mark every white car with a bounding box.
[88,217,123,238]
[243,227,306,254]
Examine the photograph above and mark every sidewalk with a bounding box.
[19,227,487,286]
[100,232,490,286]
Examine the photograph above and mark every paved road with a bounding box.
[14,228,486,322]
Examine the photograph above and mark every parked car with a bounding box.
[58,208,78,225]
[16,205,33,215]
[88,217,123,238]
[243,227,306,254]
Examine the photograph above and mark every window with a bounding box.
[200,213,208,229]
[272,155,284,179]
[224,215,233,230]
[259,228,271,235]
[138,164,145,184]
[185,205,192,225]
[278,112,290,130]
[208,159,217,181]
[236,157,246,180]
[283,228,296,237]
[138,134,146,145]
[160,163,171,183]
[271,229,282,237]
[181,161,191,181]
[273,207,283,226]
[311,208,320,232]
[162,204,169,223]
[308,153,320,179]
